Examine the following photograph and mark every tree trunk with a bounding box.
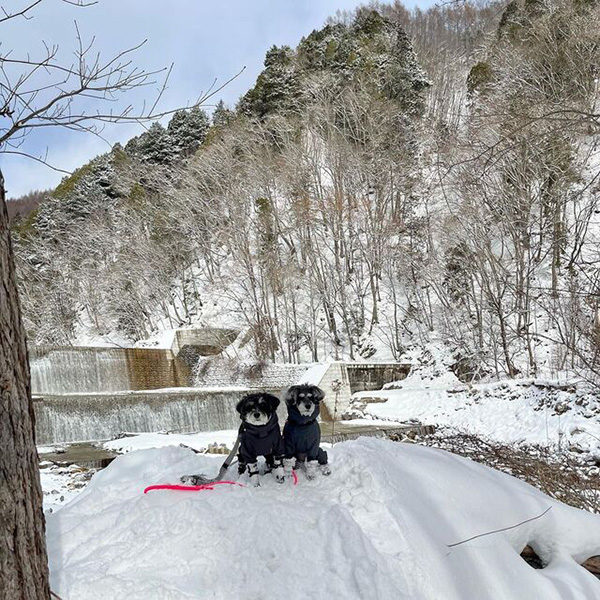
[0,170,51,599]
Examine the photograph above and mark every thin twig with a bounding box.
[447,507,553,548]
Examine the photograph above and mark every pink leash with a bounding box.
[144,481,244,494]
[144,472,298,494]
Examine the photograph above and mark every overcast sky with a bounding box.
[1,0,435,198]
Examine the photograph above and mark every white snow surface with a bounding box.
[47,438,600,600]
[348,342,600,456]
[354,378,600,454]
[103,430,240,454]
[40,464,90,513]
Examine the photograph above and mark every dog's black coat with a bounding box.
[283,385,328,465]
[235,393,284,465]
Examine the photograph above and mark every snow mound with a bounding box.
[46,438,600,600]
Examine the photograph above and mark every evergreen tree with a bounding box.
[136,122,173,164]
[167,106,210,157]
[238,45,302,117]
[212,100,234,128]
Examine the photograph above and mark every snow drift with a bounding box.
[46,438,600,599]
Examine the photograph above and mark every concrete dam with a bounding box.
[31,330,410,444]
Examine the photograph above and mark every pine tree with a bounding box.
[167,106,210,157]
[136,122,173,164]
[212,100,234,128]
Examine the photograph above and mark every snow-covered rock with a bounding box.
[46,438,600,599]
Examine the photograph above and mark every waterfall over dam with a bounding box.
[30,346,190,395]
[34,389,275,445]
[30,329,252,444]
[30,333,410,444]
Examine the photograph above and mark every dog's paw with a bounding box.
[247,463,261,487]
[320,464,331,476]
[273,466,285,484]
[305,461,319,480]
[283,458,295,475]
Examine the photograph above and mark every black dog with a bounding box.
[235,392,285,486]
[283,384,330,479]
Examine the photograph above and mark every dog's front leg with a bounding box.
[247,462,260,486]
[283,457,295,477]
[318,448,331,476]
[305,460,319,480]
[272,458,285,484]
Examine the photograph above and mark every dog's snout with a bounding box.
[253,412,261,419]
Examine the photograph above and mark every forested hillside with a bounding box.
[6,189,49,224]
[12,0,600,381]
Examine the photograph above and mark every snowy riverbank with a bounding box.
[45,437,600,599]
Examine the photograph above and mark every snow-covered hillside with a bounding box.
[46,438,600,599]
[347,345,600,465]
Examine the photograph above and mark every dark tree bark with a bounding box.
[0,170,50,598]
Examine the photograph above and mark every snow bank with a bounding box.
[103,430,239,454]
[354,377,600,454]
[47,438,600,599]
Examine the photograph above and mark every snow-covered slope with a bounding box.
[46,438,600,599]
[352,380,600,457]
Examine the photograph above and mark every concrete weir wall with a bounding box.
[29,327,240,396]
[34,389,282,445]
[314,362,411,419]
[30,332,412,444]
[30,346,191,395]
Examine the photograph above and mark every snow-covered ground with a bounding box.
[348,345,600,461]
[40,461,97,513]
[39,431,242,513]
[46,437,600,599]
[103,430,240,454]
[352,377,600,456]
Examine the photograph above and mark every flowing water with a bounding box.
[31,343,410,445]
[31,348,131,394]
[34,389,260,445]
[30,346,190,395]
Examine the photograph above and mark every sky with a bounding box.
[1,0,436,198]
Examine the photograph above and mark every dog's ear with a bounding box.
[284,386,298,405]
[265,393,280,412]
[235,396,249,414]
[312,386,325,402]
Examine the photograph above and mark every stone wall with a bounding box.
[195,358,309,390]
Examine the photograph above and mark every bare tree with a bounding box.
[0,1,240,596]
[0,0,242,171]
[1,169,50,600]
